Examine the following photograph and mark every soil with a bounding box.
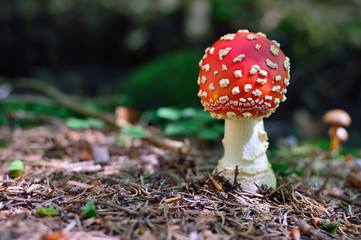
[0,124,360,240]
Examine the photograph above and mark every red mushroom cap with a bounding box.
[197,30,290,119]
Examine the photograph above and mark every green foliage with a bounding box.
[272,161,304,177]
[151,107,223,141]
[164,121,198,136]
[308,139,329,151]
[319,221,340,234]
[271,161,289,172]
[269,143,316,176]
[123,50,200,110]
[211,0,255,22]
[157,108,181,121]
[119,126,147,140]
[0,101,73,127]
[81,199,98,218]
[37,206,60,216]
[8,160,24,178]
[67,118,104,129]
[1,0,360,149]
[0,140,8,148]
[0,94,122,128]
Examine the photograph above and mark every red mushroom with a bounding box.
[197,30,290,192]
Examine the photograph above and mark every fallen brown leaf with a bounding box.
[41,231,69,240]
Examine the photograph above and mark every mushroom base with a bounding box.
[216,160,276,193]
[215,118,276,192]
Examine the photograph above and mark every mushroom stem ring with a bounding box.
[217,118,276,192]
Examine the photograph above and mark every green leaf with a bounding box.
[212,123,225,134]
[180,108,197,118]
[9,160,25,177]
[164,121,198,135]
[0,140,8,148]
[198,128,222,140]
[272,161,289,172]
[116,133,126,145]
[86,118,105,128]
[319,221,340,234]
[121,126,147,139]
[181,108,216,123]
[81,199,98,218]
[67,118,104,129]
[67,118,90,129]
[156,107,181,121]
[37,206,60,216]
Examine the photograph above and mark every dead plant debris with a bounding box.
[0,125,360,240]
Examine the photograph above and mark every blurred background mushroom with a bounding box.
[322,109,351,153]
[0,0,360,146]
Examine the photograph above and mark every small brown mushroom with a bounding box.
[322,109,351,153]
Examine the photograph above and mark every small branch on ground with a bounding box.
[328,192,361,207]
[12,78,119,129]
[143,132,189,154]
[5,77,189,153]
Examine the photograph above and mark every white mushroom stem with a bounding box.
[216,118,276,192]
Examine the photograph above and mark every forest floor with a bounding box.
[0,123,360,240]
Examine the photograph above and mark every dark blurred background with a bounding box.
[0,0,360,146]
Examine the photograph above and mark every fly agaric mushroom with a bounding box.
[322,109,351,153]
[197,30,290,192]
